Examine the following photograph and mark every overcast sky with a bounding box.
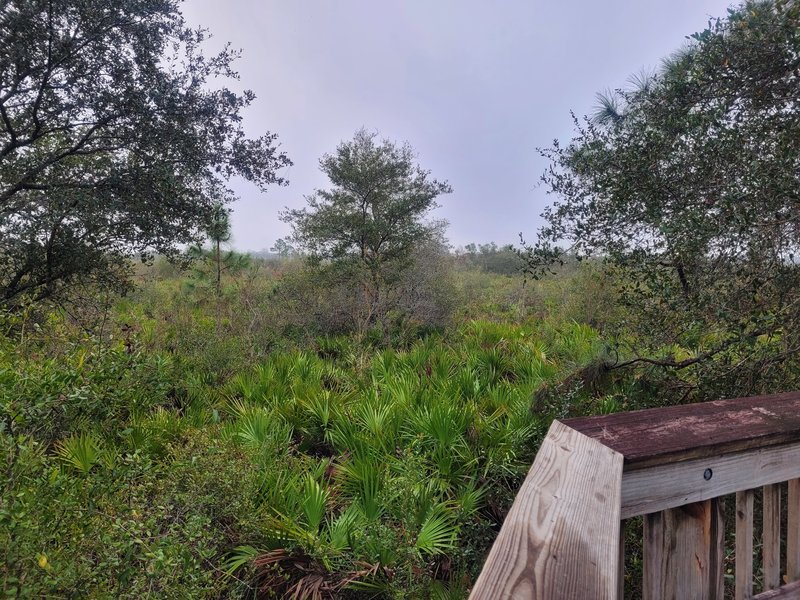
[182,0,733,252]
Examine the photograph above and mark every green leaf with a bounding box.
[222,546,260,576]
[301,475,328,533]
[415,504,458,557]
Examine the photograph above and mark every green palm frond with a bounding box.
[264,510,316,548]
[298,391,334,430]
[237,411,270,446]
[339,457,384,521]
[415,504,458,557]
[54,432,103,474]
[147,407,185,441]
[381,370,418,407]
[254,469,302,513]
[455,482,486,517]
[236,409,292,449]
[327,505,363,552]
[409,403,469,449]
[327,418,370,459]
[301,474,329,533]
[430,579,469,600]
[225,372,260,403]
[355,397,398,451]
[222,545,260,576]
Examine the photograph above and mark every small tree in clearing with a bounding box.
[282,129,452,335]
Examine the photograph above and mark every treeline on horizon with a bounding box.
[213,241,524,274]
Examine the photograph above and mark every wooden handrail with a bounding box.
[470,392,800,600]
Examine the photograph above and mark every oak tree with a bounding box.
[282,129,451,333]
[526,0,800,398]
[0,0,291,306]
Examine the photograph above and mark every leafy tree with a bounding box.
[282,129,451,334]
[525,0,800,398]
[459,242,523,275]
[0,0,291,308]
[269,237,297,258]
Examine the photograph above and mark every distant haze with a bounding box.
[182,0,733,252]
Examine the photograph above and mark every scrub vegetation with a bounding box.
[3,0,800,598]
[2,260,626,598]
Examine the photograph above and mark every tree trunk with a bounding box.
[215,240,221,296]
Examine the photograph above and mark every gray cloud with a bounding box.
[182,0,733,251]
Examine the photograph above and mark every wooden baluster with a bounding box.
[619,521,626,600]
[789,479,800,581]
[643,498,724,600]
[736,489,754,600]
[762,483,781,591]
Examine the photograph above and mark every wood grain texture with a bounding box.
[620,443,800,519]
[564,392,800,469]
[753,580,800,599]
[469,420,624,600]
[763,483,782,591]
[789,479,800,581]
[618,522,625,600]
[643,499,725,600]
[736,489,754,600]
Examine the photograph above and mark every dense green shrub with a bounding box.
[1,295,619,598]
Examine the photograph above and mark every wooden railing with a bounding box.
[470,392,800,599]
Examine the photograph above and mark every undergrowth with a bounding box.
[1,305,622,598]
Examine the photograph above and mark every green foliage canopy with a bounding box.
[283,128,451,270]
[0,0,291,307]
[459,242,524,275]
[526,0,800,395]
[282,129,452,333]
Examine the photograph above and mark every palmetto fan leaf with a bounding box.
[408,403,468,449]
[54,432,103,474]
[326,505,363,552]
[338,457,384,521]
[223,545,260,576]
[355,397,398,452]
[415,504,458,557]
[237,410,272,446]
[302,475,329,533]
[235,409,293,450]
[455,482,486,517]
[298,391,335,431]
[430,579,469,600]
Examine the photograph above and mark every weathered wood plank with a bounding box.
[788,479,800,581]
[763,483,781,591]
[753,579,800,599]
[564,392,800,469]
[643,499,724,600]
[469,420,624,600]
[618,522,625,600]
[620,443,800,519]
[736,489,754,600]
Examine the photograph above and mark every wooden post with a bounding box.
[735,489,754,600]
[762,483,781,591]
[643,499,724,600]
[470,420,624,600]
[789,479,800,581]
[618,521,626,600]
